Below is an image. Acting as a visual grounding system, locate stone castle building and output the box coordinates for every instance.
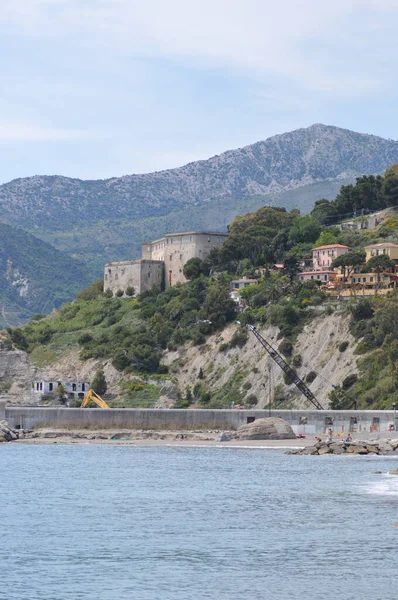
[104,231,229,295]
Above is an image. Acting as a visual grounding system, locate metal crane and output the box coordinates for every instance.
[241,323,325,410]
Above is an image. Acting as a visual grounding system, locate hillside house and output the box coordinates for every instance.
[230,277,259,290]
[312,244,349,270]
[298,270,338,284]
[364,242,398,263]
[32,380,90,401]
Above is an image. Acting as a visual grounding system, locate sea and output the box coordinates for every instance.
[0,444,397,600]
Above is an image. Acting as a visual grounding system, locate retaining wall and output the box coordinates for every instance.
[5,407,398,435]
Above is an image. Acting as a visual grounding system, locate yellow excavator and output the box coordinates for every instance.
[81,389,110,409]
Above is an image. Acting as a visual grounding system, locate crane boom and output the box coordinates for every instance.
[245,324,324,410]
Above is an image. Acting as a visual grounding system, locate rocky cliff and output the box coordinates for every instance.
[1,312,357,410]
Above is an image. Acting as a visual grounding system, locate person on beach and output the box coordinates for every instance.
[327,428,333,442]
[345,433,352,442]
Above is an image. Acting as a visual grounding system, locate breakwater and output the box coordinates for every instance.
[5,406,398,435]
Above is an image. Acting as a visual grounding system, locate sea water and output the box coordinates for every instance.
[0,444,397,600]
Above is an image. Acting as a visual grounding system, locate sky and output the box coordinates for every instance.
[0,0,398,183]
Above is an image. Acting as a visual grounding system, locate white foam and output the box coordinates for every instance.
[365,474,398,496]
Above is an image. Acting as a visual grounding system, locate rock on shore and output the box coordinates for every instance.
[237,417,295,440]
[0,420,18,442]
[286,439,398,456]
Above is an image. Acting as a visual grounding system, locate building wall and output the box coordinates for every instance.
[142,232,228,286]
[164,232,228,286]
[299,271,336,283]
[365,244,398,262]
[313,246,349,270]
[104,259,163,295]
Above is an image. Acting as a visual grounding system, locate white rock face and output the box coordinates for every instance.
[164,312,358,409]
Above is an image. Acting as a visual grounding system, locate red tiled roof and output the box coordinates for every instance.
[299,270,336,275]
[364,242,398,249]
[312,244,349,250]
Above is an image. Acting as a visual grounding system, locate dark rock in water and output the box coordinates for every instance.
[237,417,295,440]
[216,432,231,442]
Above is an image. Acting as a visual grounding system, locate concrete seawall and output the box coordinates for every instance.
[5,407,398,435]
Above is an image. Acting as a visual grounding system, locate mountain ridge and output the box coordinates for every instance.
[1,123,398,270]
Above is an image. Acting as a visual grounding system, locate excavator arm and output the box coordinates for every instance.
[81,389,110,409]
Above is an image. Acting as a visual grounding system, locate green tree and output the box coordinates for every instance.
[282,254,300,281]
[289,215,321,245]
[331,250,366,281]
[183,258,204,280]
[91,369,107,396]
[382,165,398,207]
[125,285,135,297]
[313,229,339,247]
[56,384,67,405]
[364,254,395,284]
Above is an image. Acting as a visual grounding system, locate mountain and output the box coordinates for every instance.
[1,124,398,271]
[0,223,93,328]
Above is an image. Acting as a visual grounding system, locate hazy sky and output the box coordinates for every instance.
[1,0,397,183]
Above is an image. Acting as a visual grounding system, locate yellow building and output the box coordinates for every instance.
[364,242,398,263]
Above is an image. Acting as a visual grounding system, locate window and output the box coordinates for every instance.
[36,382,39,390]
[49,383,53,391]
[148,272,151,278]
[72,383,76,391]
[324,275,327,281]
[370,277,374,282]
[180,254,182,260]
[82,384,85,392]
[170,255,173,261]
[362,277,366,282]
[40,382,43,391]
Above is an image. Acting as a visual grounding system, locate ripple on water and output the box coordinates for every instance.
[0,445,397,600]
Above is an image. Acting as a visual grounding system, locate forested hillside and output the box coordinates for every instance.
[0,223,92,328]
[1,124,398,270]
[7,164,398,410]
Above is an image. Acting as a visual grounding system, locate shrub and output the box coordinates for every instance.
[292,354,302,367]
[77,279,104,301]
[229,327,248,348]
[218,343,229,352]
[342,374,358,390]
[339,341,349,353]
[246,394,258,406]
[306,371,317,384]
[350,299,374,322]
[115,289,124,297]
[242,381,252,391]
[78,332,93,345]
[91,369,107,395]
[112,354,131,371]
[278,339,293,357]
[125,285,135,297]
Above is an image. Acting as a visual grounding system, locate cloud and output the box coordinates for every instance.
[1,2,397,83]
[0,121,93,142]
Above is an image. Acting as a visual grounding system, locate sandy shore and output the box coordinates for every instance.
[15,428,313,448]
